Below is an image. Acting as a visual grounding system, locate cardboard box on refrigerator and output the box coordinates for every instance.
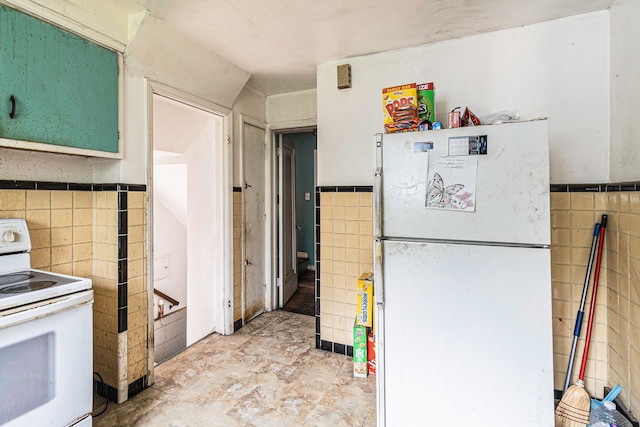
[417,82,435,123]
[356,272,374,327]
[382,83,419,133]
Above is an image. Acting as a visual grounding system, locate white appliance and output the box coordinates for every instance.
[373,120,554,426]
[0,218,93,427]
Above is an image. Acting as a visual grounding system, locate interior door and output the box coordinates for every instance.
[243,122,266,322]
[279,135,298,306]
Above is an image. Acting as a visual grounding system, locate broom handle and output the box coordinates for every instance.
[579,214,607,381]
[563,222,600,392]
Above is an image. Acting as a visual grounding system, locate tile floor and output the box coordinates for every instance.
[93,311,377,426]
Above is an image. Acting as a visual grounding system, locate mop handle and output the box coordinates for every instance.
[563,222,600,392]
[579,214,607,380]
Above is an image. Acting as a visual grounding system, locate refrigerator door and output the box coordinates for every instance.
[379,240,554,426]
[380,120,550,246]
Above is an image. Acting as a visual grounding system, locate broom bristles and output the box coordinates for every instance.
[555,380,591,427]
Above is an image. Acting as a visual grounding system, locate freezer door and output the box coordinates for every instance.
[380,120,550,245]
[379,240,554,426]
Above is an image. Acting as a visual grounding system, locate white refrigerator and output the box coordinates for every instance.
[373,120,554,426]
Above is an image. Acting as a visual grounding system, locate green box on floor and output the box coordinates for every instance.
[353,319,368,378]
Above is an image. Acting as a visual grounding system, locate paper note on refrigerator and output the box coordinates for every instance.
[425,155,478,211]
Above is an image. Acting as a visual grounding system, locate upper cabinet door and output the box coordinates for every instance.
[0,4,120,157]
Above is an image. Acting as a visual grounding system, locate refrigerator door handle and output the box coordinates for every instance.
[373,133,385,305]
[373,132,383,239]
[374,238,384,306]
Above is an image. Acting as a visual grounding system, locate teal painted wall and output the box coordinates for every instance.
[289,132,316,269]
[0,4,119,153]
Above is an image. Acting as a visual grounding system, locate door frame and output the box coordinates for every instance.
[239,114,267,323]
[145,79,234,382]
[265,120,316,311]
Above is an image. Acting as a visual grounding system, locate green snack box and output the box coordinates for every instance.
[417,82,435,123]
[353,319,368,378]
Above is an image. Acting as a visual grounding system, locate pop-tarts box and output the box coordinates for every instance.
[356,272,374,327]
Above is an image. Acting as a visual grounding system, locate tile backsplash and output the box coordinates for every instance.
[233,188,242,329]
[550,187,639,414]
[316,186,374,355]
[316,184,639,416]
[3,180,636,413]
[0,182,148,404]
[550,192,609,395]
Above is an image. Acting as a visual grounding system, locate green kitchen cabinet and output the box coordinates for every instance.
[0,4,119,156]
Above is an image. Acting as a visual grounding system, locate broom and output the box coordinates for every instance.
[555,214,607,427]
[562,222,601,392]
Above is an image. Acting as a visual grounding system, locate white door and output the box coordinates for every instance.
[279,135,298,306]
[243,122,267,321]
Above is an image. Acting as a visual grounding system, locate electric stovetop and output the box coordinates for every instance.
[0,269,91,312]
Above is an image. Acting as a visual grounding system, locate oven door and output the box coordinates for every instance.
[0,291,93,427]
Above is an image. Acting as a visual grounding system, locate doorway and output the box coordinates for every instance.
[149,90,232,364]
[277,131,317,315]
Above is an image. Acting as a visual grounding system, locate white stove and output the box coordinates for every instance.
[0,218,93,427]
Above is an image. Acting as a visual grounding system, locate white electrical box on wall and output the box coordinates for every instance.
[337,64,351,89]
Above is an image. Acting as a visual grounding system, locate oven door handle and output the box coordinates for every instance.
[0,291,93,329]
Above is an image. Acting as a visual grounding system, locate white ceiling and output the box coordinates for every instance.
[122,0,614,96]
